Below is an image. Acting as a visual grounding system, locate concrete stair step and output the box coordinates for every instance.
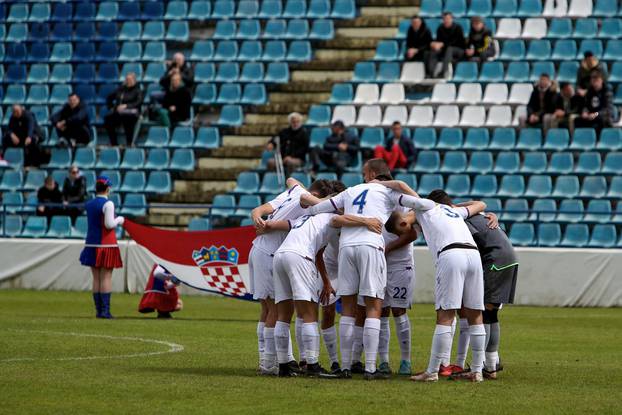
[292,69,354,82]
[254,103,313,115]
[245,113,290,125]
[336,15,408,27]
[334,28,397,40]
[269,92,330,104]
[209,145,264,158]
[360,6,418,16]
[275,80,339,93]
[232,124,288,136]
[314,49,376,61]
[290,60,360,71]
[359,0,420,6]
[223,135,269,147]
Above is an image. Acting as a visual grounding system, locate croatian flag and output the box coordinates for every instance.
[124,220,256,301]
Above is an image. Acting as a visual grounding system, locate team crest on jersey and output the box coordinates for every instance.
[192,246,247,296]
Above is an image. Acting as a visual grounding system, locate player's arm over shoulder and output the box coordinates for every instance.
[454,200,487,218]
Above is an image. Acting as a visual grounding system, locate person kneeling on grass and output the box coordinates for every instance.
[79,176,124,319]
[139,265,183,319]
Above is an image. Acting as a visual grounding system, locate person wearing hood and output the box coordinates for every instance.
[405,16,432,62]
[266,112,309,175]
[575,71,616,134]
[104,72,143,146]
[465,16,494,62]
[520,73,560,129]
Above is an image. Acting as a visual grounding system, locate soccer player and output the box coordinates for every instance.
[305,159,433,380]
[382,180,488,382]
[428,190,518,380]
[249,178,332,375]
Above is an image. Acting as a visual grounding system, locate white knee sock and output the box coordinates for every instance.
[469,324,486,374]
[394,314,411,362]
[426,325,452,374]
[485,321,501,371]
[295,317,306,362]
[322,325,339,365]
[379,317,391,364]
[274,322,291,365]
[263,327,277,368]
[302,322,320,365]
[351,325,364,363]
[442,317,457,366]
[339,316,355,370]
[455,318,470,368]
[363,318,381,373]
[257,322,265,365]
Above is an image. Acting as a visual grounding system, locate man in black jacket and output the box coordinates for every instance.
[465,16,494,62]
[266,112,309,175]
[405,17,432,62]
[310,120,359,175]
[575,71,616,134]
[37,175,63,221]
[425,12,466,78]
[63,166,87,224]
[520,73,559,129]
[50,93,91,146]
[159,73,192,127]
[160,52,195,91]
[104,72,143,146]
[2,105,43,167]
[373,121,416,171]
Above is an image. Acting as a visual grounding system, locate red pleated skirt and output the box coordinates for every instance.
[80,246,123,269]
[139,287,180,313]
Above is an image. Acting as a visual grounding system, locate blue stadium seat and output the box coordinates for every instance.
[52,3,73,22]
[259,172,285,194]
[120,193,147,217]
[557,199,584,223]
[96,63,119,83]
[360,128,385,149]
[526,40,551,60]
[264,20,286,38]
[445,174,471,196]
[0,170,23,191]
[263,40,287,61]
[609,177,622,198]
[238,20,261,39]
[120,171,146,193]
[217,105,244,126]
[574,19,598,38]
[308,0,331,17]
[604,39,622,60]
[578,39,603,59]
[3,215,23,238]
[45,148,72,169]
[165,1,189,19]
[3,149,23,169]
[7,23,27,42]
[504,62,529,82]
[594,0,619,16]
[7,4,28,22]
[214,40,238,60]
[260,0,283,17]
[531,198,557,222]
[283,0,307,17]
[570,129,596,150]
[288,41,312,61]
[75,2,96,20]
[437,128,463,150]
[584,200,612,223]
[341,173,363,187]
[520,151,547,174]
[74,64,96,84]
[548,18,572,39]
[214,20,236,39]
[5,43,27,63]
[530,61,555,81]
[195,127,221,149]
[23,170,47,192]
[171,127,195,148]
[144,127,170,147]
[96,42,119,62]
[188,218,211,231]
[26,85,49,105]
[5,64,27,84]
[217,83,242,104]
[412,128,437,150]
[310,19,335,40]
[193,83,217,105]
[215,62,239,82]
[75,23,96,42]
[555,61,579,83]
[544,129,570,151]
[195,63,216,83]
[516,128,542,150]
[145,171,172,194]
[561,224,589,247]
[551,40,577,60]
[143,42,166,61]
[552,175,580,198]
[27,64,49,84]
[233,172,260,194]
[27,42,50,63]
[498,175,525,197]
[144,149,170,170]
[419,0,442,17]
[445,0,467,16]
[599,18,622,38]
[118,42,142,62]
[353,62,376,82]
[413,151,441,173]
[500,40,526,61]
[213,0,235,18]
[96,2,119,21]
[1,191,23,214]
[241,84,267,105]
[417,174,444,195]
[374,40,399,61]
[575,152,602,175]
[467,151,494,174]
[142,21,166,41]
[525,174,552,197]
[236,0,259,18]
[119,1,141,20]
[329,83,353,104]
[119,22,142,41]
[96,148,121,169]
[377,62,401,82]
[588,224,617,248]
[479,62,504,82]
[464,128,490,149]
[538,223,561,247]
[306,105,331,125]
[21,216,48,238]
[603,152,622,174]
[489,128,516,149]
[548,152,574,174]
[597,128,622,150]
[471,174,498,196]
[46,216,72,239]
[517,0,542,16]
[118,148,144,171]
[453,62,479,82]
[286,19,310,39]
[310,127,330,147]
[580,176,607,198]
[72,148,96,170]
[239,40,263,61]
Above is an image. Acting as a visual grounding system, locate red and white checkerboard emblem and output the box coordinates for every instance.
[192,245,248,296]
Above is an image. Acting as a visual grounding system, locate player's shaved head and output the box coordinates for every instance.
[309,179,332,198]
[427,189,453,206]
[364,158,393,182]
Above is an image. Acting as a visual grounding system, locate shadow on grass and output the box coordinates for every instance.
[134,365,257,377]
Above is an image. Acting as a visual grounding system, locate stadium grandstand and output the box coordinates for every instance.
[0,0,621,250]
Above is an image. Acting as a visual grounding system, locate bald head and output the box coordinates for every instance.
[173,52,185,67]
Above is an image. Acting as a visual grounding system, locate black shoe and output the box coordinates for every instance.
[330,362,341,375]
[287,360,302,374]
[306,363,338,378]
[338,369,352,379]
[364,370,390,380]
[157,311,172,319]
[351,361,364,374]
[278,363,299,377]
[297,360,307,373]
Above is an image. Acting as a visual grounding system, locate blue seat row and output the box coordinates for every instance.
[193,83,267,105]
[452,61,592,83]
[194,62,290,84]
[212,18,334,40]
[188,39,313,62]
[509,223,621,248]
[497,198,622,225]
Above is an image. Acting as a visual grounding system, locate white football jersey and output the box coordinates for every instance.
[415,203,476,255]
[252,185,310,255]
[384,206,414,268]
[323,227,340,269]
[277,213,338,259]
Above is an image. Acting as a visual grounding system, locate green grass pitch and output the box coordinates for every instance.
[0,290,620,414]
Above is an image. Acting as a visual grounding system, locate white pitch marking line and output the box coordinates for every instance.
[1,329,184,363]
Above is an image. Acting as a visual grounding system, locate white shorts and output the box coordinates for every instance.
[435,249,484,311]
[316,262,339,306]
[383,265,416,309]
[249,246,274,300]
[273,251,319,304]
[337,245,387,299]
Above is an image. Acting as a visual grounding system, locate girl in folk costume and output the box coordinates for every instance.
[79,176,124,318]
[139,265,183,319]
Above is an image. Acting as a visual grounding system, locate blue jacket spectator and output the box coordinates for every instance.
[310,120,360,174]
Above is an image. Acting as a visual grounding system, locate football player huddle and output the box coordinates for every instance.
[249,158,518,382]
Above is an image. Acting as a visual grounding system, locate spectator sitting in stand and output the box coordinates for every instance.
[2,105,43,168]
[405,16,432,62]
[577,51,608,95]
[310,120,359,175]
[158,73,192,127]
[575,71,615,134]
[266,112,309,175]
[465,16,495,62]
[373,121,416,171]
[547,82,584,134]
[425,12,466,78]
[63,165,87,225]
[104,72,143,147]
[160,52,195,91]
[520,73,559,130]
[51,93,91,147]
[37,175,63,221]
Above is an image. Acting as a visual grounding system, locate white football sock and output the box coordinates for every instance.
[322,325,339,365]
[295,317,306,362]
[257,322,265,365]
[379,317,391,364]
[302,322,320,364]
[455,318,470,368]
[351,325,364,363]
[363,318,381,373]
[426,324,452,374]
[339,316,355,370]
[469,324,486,374]
[485,322,501,371]
[394,314,411,362]
[442,317,457,366]
[485,351,499,372]
[274,321,291,365]
[263,327,277,368]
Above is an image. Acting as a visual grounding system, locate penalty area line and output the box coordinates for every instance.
[1,329,184,363]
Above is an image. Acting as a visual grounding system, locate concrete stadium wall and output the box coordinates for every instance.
[1,239,621,307]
